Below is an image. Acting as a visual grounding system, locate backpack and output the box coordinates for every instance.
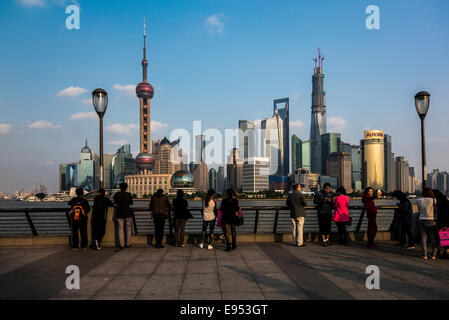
[71,204,85,220]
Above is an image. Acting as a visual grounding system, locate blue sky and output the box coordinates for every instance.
[0,0,448,193]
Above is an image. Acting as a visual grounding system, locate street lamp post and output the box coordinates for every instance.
[414,91,430,193]
[92,88,108,190]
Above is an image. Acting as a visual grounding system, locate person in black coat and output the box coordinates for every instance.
[220,189,240,251]
[113,182,134,249]
[91,189,113,250]
[68,188,91,250]
[286,184,307,247]
[172,189,190,247]
[392,191,415,249]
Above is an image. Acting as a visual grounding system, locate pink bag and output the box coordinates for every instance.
[216,209,223,228]
[439,228,449,247]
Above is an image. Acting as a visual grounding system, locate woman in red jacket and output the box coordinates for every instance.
[362,187,382,249]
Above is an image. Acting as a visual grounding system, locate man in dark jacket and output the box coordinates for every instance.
[113,183,134,249]
[314,183,334,247]
[286,184,307,247]
[150,189,172,248]
[68,188,90,250]
[91,189,114,250]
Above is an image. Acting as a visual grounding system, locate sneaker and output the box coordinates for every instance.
[404,243,416,249]
[207,244,213,250]
[199,243,204,249]
[97,244,102,250]
[72,248,78,251]
[297,244,306,247]
[431,256,436,260]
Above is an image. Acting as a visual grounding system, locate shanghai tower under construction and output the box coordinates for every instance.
[309,48,327,174]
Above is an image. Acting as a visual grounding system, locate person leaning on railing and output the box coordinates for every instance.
[150,189,172,249]
[362,187,382,249]
[200,189,218,250]
[417,188,439,260]
[68,187,90,250]
[314,183,334,247]
[287,183,307,247]
[113,182,134,250]
[91,188,114,250]
[334,186,350,246]
[220,189,239,251]
[172,189,190,247]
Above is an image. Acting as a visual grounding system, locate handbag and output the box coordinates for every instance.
[235,206,244,226]
[439,228,449,247]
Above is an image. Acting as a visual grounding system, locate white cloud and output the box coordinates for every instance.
[57,86,88,97]
[291,93,301,101]
[206,14,224,34]
[17,0,45,7]
[290,120,305,129]
[81,99,92,105]
[70,112,97,120]
[151,120,168,132]
[106,123,138,135]
[113,84,135,97]
[0,124,12,134]
[28,120,62,130]
[107,139,128,146]
[328,116,348,133]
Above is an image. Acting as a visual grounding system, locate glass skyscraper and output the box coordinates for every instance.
[321,133,341,175]
[291,135,302,173]
[301,140,311,172]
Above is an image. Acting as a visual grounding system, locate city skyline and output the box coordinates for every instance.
[1,0,449,193]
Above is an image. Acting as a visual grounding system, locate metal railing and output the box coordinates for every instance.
[0,205,398,237]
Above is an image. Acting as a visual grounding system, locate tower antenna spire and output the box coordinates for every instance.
[142,17,148,82]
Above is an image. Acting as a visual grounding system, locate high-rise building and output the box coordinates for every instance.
[193,161,209,193]
[394,156,411,193]
[242,157,270,193]
[326,152,352,192]
[239,120,256,163]
[340,142,352,155]
[209,168,217,191]
[351,145,362,191]
[291,135,302,173]
[59,162,78,192]
[261,108,284,176]
[226,148,243,192]
[384,134,393,192]
[361,130,384,190]
[321,133,341,175]
[194,134,206,164]
[310,49,327,174]
[273,98,289,175]
[217,166,225,194]
[113,144,136,186]
[103,154,114,189]
[78,140,94,191]
[301,140,311,172]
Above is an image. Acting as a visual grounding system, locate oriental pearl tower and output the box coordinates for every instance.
[135,18,155,173]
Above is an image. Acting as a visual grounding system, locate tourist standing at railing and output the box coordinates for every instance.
[200,189,218,250]
[150,189,172,249]
[334,186,350,246]
[287,184,307,247]
[220,189,239,251]
[113,182,134,250]
[433,189,449,258]
[362,187,382,249]
[68,187,90,250]
[91,188,113,250]
[417,188,438,260]
[392,191,415,249]
[314,183,334,247]
[172,189,191,247]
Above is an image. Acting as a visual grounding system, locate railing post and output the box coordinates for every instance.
[24,210,38,236]
[355,208,365,234]
[65,210,72,231]
[273,209,279,234]
[131,209,138,235]
[254,209,259,234]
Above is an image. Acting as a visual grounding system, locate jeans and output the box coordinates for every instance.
[291,217,305,245]
[92,218,106,244]
[117,217,132,247]
[71,219,88,248]
[336,222,349,244]
[153,214,166,247]
[202,220,216,245]
[420,220,438,257]
[223,223,236,249]
[174,219,187,245]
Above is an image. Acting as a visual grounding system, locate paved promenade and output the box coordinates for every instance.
[1,241,449,300]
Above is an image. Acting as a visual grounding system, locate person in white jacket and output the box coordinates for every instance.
[417,188,438,260]
[200,189,218,250]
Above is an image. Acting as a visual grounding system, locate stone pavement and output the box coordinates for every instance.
[1,240,449,300]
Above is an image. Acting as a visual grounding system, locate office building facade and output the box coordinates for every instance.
[361,130,385,190]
